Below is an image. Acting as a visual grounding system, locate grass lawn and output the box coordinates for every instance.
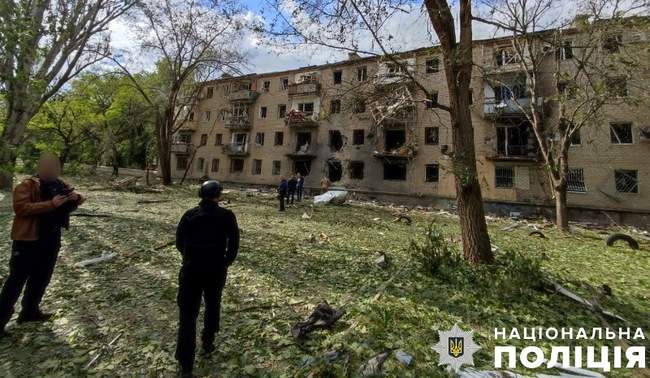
[0,176,649,377]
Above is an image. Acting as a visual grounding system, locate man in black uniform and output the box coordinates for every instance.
[175,180,239,377]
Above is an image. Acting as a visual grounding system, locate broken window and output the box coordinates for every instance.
[178,133,191,144]
[278,104,287,119]
[330,99,341,114]
[329,130,344,152]
[497,123,530,156]
[561,41,573,59]
[610,123,633,144]
[494,47,520,66]
[294,160,311,176]
[386,62,406,77]
[328,159,342,182]
[333,70,343,84]
[603,34,622,53]
[232,102,247,117]
[274,132,284,146]
[385,129,406,151]
[214,133,223,146]
[570,130,581,145]
[263,81,270,92]
[206,87,214,98]
[200,134,208,146]
[298,102,314,115]
[352,98,366,113]
[349,161,364,179]
[606,77,628,97]
[272,160,281,175]
[259,106,268,119]
[176,156,188,170]
[188,112,194,121]
[296,132,312,151]
[495,166,514,188]
[196,158,204,172]
[230,159,244,173]
[357,66,367,81]
[383,162,407,180]
[567,168,586,192]
[255,132,265,146]
[280,77,289,90]
[352,129,365,145]
[425,127,439,145]
[615,169,638,193]
[426,58,440,73]
[204,111,211,121]
[425,92,439,109]
[425,164,439,183]
[252,159,262,175]
[211,158,220,172]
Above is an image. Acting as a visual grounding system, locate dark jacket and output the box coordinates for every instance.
[288,178,298,192]
[175,200,240,270]
[297,177,305,189]
[277,180,288,195]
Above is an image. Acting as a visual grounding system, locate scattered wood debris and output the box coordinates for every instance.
[291,302,344,343]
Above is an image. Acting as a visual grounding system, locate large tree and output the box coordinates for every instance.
[474,0,649,230]
[114,0,246,185]
[0,0,134,188]
[264,0,493,263]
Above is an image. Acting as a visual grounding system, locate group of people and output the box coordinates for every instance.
[276,173,305,211]
[0,154,241,377]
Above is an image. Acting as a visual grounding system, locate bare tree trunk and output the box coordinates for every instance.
[553,149,570,231]
[156,115,173,186]
[0,108,33,188]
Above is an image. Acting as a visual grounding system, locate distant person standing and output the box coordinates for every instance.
[320,176,331,194]
[277,176,288,212]
[0,154,84,339]
[287,175,298,205]
[296,173,305,202]
[175,181,239,377]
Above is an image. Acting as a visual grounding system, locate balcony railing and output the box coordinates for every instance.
[225,115,252,130]
[287,80,321,97]
[285,110,319,128]
[171,142,191,154]
[222,143,249,156]
[228,89,259,103]
[483,97,542,118]
[286,143,316,159]
[488,144,539,161]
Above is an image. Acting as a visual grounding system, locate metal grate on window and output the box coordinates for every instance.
[495,167,514,188]
[615,169,639,193]
[567,168,586,192]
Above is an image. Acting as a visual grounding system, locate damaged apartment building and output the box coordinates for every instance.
[170,20,650,224]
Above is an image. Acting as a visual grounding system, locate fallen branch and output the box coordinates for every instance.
[550,281,626,322]
[136,199,169,204]
[85,333,122,370]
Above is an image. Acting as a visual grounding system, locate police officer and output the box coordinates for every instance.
[175,180,239,377]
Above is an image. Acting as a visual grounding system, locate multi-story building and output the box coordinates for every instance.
[171,21,650,225]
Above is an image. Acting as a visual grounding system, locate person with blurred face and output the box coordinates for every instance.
[0,154,84,339]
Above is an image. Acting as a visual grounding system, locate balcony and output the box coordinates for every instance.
[228,89,259,103]
[373,145,417,160]
[222,143,249,156]
[285,110,319,128]
[225,115,252,130]
[483,97,542,119]
[287,80,321,97]
[286,144,317,159]
[171,142,191,154]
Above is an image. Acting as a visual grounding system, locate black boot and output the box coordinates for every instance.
[17,311,54,323]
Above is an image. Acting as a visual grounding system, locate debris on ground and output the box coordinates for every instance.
[359,350,391,377]
[314,190,348,206]
[291,302,345,343]
[550,281,626,322]
[74,252,117,268]
[394,349,414,366]
[375,253,389,269]
[605,233,640,250]
[528,231,546,239]
[394,214,412,225]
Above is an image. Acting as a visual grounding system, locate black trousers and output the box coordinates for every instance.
[287,190,295,204]
[176,267,227,371]
[297,187,303,201]
[0,236,61,327]
[278,194,286,211]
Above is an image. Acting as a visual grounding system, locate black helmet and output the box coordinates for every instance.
[199,180,223,199]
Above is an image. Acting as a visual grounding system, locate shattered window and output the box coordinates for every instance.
[211,158,219,172]
[330,99,341,114]
[495,166,514,188]
[352,129,365,145]
[214,134,223,146]
[357,66,367,81]
[328,159,342,182]
[349,161,364,179]
[329,130,344,151]
[426,58,440,73]
[274,132,284,146]
[615,169,638,193]
[425,127,439,145]
[272,160,281,175]
[252,159,262,175]
[567,168,586,192]
[176,156,188,170]
[333,70,343,84]
[425,164,439,183]
[383,162,407,181]
[610,123,633,144]
[230,158,244,173]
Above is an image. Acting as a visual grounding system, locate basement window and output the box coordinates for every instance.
[349,161,364,179]
[230,159,244,173]
[329,130,344,152]
[272,160,281,175]
[610,123,633,144]
[425,164,439,183]
[567,168,586,193]
[352,129,365,145]
[328,159,342,182]
[383,162,407,181]
[615,169,638,193]
[425,127,439,145]
[495,166,514,188]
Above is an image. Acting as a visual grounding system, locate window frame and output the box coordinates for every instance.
[425,164,440,183]
[495,166,515,188]
[567,168,587,193]
[610,123,634,144]
[614,169,639,194]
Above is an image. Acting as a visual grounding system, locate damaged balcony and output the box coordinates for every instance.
[287,80,321,97]
[487,122,540,162]
[373,128,417,160]
[225,115,252,130]
[287,132,316,159]
[228,89,259,103]
[285,109,319,128]
[222,143,249,156]
[483,96,542,120]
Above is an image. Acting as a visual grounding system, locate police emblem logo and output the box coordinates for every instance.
[432,324,481,372]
